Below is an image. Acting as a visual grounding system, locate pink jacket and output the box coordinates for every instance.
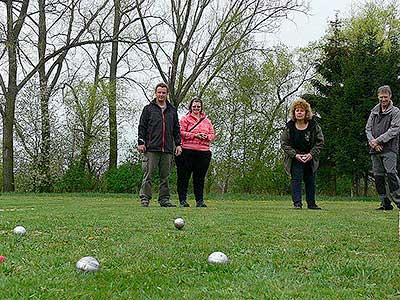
[180,112,215,151]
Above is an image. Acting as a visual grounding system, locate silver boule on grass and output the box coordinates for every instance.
[174,217,185,229]
[76,256,101,272]
[13,226,26,235]
[208,251,230,264]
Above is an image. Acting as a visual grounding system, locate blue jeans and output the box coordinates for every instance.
[290,159,316,207]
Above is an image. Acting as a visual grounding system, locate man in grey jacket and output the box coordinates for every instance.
[366,85,400,210]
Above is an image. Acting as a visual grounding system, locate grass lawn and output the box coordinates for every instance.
[0,193,399,299]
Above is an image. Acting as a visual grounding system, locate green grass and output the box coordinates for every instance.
[0,194,399,299]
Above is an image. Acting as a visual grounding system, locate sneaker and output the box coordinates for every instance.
[294,205,302,209]
[141,201,149,207]
[308,205,322,210]
[160,202,177,207]
[180,201,190,207]
[196,202,207,207]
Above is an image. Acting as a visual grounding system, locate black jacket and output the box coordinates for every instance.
[138,100,181,154]
[280,118,324,175]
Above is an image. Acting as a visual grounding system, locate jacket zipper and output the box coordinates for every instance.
[161,110,165,152]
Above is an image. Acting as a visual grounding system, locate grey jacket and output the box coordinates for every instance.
[365,101,400,154]
[280,118,324,175]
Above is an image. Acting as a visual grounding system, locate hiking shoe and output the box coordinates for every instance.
[160,202,177,207]
[308,205,322,210]
[196,202,207,207]
[180,201,190,207]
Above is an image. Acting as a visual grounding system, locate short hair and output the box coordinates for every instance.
[290,98,313,121]
[154,82,169,93]
[188,97,203,113]
[377,85,392,96]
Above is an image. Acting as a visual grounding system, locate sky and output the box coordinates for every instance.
[267,0,359,47]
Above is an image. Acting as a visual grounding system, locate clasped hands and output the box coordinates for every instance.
[295,153,312,163]
[195,133,208,140]
[369,139,383,152]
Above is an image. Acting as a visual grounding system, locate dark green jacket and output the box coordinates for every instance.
[280,118,324,175]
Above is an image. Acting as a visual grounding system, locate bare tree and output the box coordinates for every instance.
[64,81,109,174]
[107,0,145,170]
[108,0,121,170]
[0,0,109,191]
[72,0,147,171]
[135,0,308,106]
[0,0,30,192]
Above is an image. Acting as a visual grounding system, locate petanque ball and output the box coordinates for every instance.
[76,256,101,272]
[208,251,230,264]
[174,218,185,229]
[13,226,26,235]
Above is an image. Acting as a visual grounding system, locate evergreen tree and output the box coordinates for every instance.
[312,4,400,196]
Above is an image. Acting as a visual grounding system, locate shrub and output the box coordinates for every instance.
[102,162,142,193]
[54,161,97,192]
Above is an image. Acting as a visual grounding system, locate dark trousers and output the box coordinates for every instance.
[176,149,211,203]
[371,152,400,207]
[290,159,316,207]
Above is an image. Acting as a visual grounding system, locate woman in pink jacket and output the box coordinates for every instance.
[176,97,215,207]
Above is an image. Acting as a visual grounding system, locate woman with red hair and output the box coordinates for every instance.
[281,98,324,209]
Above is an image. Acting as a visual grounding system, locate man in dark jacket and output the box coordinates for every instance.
[366,85,400,210]
[137,83,182,207]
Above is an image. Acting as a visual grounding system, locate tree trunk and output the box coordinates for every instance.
[38,0,51,192]
[79,87,97,173]
[108,0,120,170]
[333,167,337,196]
[3,1,19,192]
[79,135,91,172]
[223,179,228,194]
[352,175,360,197]
[3,92,16,192]
[363,171,369,197]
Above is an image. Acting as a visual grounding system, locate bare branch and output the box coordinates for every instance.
[135,0,168,83]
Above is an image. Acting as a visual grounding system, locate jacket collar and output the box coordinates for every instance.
[371,100,394,115]
[151,98,172,109]
[286,118,316,129]
[188,112,206,119]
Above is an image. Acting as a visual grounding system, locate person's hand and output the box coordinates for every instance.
[295,153,312,163]
[369,139,379,149]
[303,153,312,162]
[137,145,146,153]
[295,154,305,163]
[195,133,207,140]
[175,145,182,156]
[374,145,383,152]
